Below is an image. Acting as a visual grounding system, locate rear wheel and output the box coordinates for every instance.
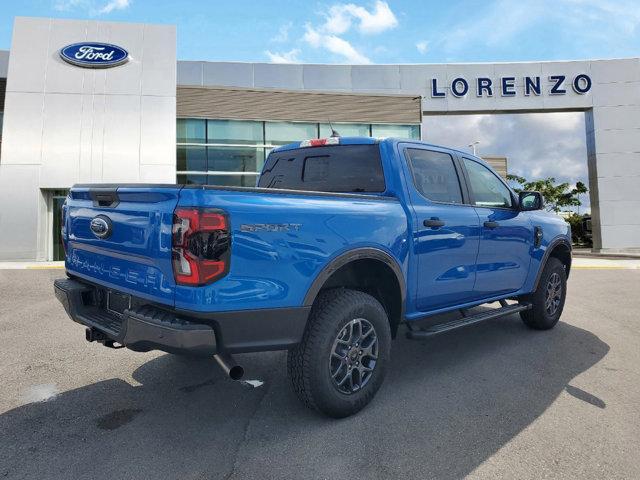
[287,288,391,418]
[520,257,567,330]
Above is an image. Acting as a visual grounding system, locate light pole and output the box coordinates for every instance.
[468,141,480,156]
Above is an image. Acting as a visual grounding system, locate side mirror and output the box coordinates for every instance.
[519,191,544,211]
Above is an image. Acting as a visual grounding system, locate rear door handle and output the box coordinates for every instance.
[424,218,445,228]
[484,221,499,229]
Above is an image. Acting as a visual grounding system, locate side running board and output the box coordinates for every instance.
[406,301,532,340]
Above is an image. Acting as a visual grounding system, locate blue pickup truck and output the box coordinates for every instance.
[54,136,571,417]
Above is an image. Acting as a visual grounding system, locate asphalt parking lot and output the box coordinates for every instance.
[1,268,639,479]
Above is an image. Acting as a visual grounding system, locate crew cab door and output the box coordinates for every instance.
[459,156,533,296]
[402,146,481,311]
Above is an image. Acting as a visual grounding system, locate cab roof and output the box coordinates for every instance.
[271,136,484,162]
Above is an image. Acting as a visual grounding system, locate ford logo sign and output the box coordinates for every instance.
[60,42,129,68]
[90,215,113,239]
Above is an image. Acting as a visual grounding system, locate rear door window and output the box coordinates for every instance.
[406,148,463,204]
[258,144,385,193]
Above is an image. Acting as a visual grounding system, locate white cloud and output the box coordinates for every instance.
[54,0,131,15]
[54,0,86,11]
[565,0,640,35]
[271,22,293,43]
[422,112,590,212]
[262,1,397,65]
[323,5,353,35]
[98,0,130,14]
[299,1,397,63]
[416,40,429,54]
[430,0,640,59]
[528,112,583,132]
[435,1,537,53]
[323,34,371,63]
[303,25,371,64]
[324,1,398,35]
[303,25,322,47]
[265,48,301,63]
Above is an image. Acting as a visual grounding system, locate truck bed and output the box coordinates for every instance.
[64,184,408,312]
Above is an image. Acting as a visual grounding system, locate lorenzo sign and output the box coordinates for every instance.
[431,74,592,98]
[59,42,129,68]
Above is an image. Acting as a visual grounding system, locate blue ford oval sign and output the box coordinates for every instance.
[60,42,129,68]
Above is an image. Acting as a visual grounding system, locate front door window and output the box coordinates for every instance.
[463,157,513,208]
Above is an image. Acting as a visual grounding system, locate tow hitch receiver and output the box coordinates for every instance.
[85,327,124,349]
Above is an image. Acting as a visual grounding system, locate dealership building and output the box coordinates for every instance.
[0,17,638,261]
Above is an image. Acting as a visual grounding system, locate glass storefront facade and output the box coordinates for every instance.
[176,119,420,186]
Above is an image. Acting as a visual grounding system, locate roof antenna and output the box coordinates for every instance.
[327,119,340,138]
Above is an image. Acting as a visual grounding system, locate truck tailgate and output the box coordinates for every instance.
[64,186,181,306]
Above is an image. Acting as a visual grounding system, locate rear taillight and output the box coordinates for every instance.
[172,208,230,286]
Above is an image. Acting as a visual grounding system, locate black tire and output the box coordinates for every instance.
[520,257,567,330]
[287,288,391,418]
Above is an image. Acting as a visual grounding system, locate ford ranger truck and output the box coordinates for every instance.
[54,137,571,418]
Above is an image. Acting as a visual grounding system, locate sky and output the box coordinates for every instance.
[423,112,591,212]
[1,0,638,212]
[1,0,638,63]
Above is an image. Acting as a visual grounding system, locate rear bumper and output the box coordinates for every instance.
[54,277,310,356]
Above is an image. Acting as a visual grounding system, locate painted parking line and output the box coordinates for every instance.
[0,263,65,270]
[572,266,639,270]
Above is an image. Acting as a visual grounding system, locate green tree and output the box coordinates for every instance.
[507,174,588,213]
[564,212,593,246]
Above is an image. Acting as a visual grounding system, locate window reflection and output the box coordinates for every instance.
[177,119,420,187]
[177,146,206,171]
[176,119,205,143]
[371,124,420,139]
[207,120,263,145]
[265,122,318,146]
[208,147,264,173]
[319,123,370,137]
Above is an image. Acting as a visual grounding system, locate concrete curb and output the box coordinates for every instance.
[0,262,65,270]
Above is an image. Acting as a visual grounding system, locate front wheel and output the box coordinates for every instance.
[287,288,391,418]
[520,257,567,330]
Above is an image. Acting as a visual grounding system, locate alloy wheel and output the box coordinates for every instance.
[545,272,562,316]
[329,318,378,395]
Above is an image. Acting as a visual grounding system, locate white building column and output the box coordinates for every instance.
[0,17,176,261]
[586,59,640,253]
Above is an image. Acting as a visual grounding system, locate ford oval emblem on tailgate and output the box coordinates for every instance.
[90,215,113,239]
